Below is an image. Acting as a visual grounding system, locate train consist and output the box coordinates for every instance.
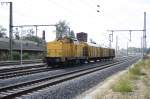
[45,32,115,66]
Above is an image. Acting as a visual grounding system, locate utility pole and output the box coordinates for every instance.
[1,2,13,60]
[13,24,57,63]
[116,36,118,56]
[141,37,143,56]
[13,24,57,38]
[111,31,113,42]
[35,26,38,37]
[42,30,47,59]
[20,27,23,65]
[107,12,146,58]
[143,12,147,57]
[129,30,131,42]
[108,31,113,48]
[127,42,128,56]
[9,2,13,60]
[109,34,111,48]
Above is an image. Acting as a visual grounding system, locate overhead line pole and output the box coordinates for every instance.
[13,24,58,36]
[143,12,147,57]
[129,30,131,42]
[35,26,38,37]
[108,31,113,48]
[1,2,13,60]
[116,36,118,56]
[127,42,128,56]
[13,24,58,27]
[13,24,58,64]
[9,2,13,60]
[107,30,144,32]
[109,34,111,48]
[107,29,144,56]
[107,29,144,42]
[13,24,58,38]
[141,37,143,56]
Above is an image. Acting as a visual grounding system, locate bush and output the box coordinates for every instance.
[147,60,150,67]
[112,78,133,92]
[23,53,30,60]
[0,52,9,61]
[139,60,146,67]
[143,60,150,69]
[128,72,139,80]
[12,52,20,60]
[129,65,141,75]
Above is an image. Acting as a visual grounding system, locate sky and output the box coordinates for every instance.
[0,0,150,49]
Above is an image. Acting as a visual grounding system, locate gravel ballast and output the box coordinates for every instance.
[0,61,114,88]
[16,57,140,99]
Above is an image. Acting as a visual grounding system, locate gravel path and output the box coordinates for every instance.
[16,57,140,99]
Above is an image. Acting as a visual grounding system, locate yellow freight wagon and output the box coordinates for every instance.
[109,48,115,58]
[97,47,102,58]
[77,42,88,58]
[102,48,107,58]
[45,37,115,66]
[87,43,103,60]
[47,41,62,57]
[46,38,88,66]
[46,38,74,65]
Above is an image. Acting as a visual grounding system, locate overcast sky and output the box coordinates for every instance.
[0,0,150,49]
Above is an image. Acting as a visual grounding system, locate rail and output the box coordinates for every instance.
[0,56,140,99]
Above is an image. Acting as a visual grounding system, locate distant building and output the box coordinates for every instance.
[0,38,45,60]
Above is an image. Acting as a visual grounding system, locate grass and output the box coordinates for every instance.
[128,72,139,80]
[112,59,147,93]
[128,60,147,79]
[144,88,150,99]
[94,58,150,99]
[112,77,133,92]
[143,76,150,86]
[129,66,141,75]
[143,60,150,69]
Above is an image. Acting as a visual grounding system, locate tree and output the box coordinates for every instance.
[23,35,43,43]
[13,28,20,40]
[0,25,7,38]
[147,48,150,54]
[69,30,75,39]
[56,20,70,39]
[23,28,43,43]
[27,28,34,36]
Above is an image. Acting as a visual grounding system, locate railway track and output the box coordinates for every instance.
[0,63,46,73]
[0,56,129,79]
[0,59,43,66]
[0,56,139,99]
[0,66,52,79]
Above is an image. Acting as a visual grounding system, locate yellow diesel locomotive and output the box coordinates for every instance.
[45,34,115,66]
